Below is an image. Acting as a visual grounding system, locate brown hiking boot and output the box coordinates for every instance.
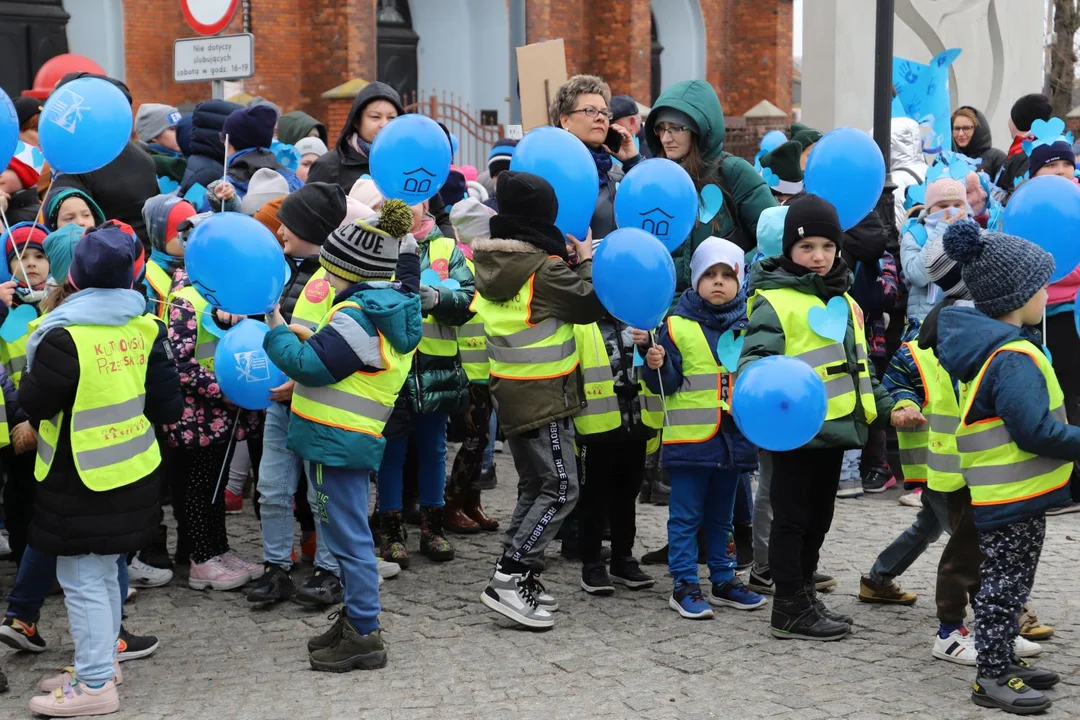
[309,621,387,673]
[443,485,481,534]
[1019,605,1055,641]
[858,575,917,605]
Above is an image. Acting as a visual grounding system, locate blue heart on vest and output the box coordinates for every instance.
[698,184,723,224]
[158,176,179,194]
[0,304,37,343]
[201,311,228,339]
[183,183,207,208]
[420,269,441,286]
[715,330,744,371]
[807,296,849,343]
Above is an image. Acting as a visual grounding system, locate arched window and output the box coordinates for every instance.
[376,0,418,103]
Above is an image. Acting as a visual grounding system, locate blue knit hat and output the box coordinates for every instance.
[1028,139,1076,176]
[68,225,136,290]
[942,220,1054,318]
[487,138,518,176]
[222,105,277,151]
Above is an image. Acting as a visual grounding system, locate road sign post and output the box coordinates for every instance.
[173,33,255,84]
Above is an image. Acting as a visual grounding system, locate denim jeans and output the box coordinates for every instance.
[306,462,380,635]
[7,548,127,626]
[481,410,498,474]
[840,448,862,482]
[377,411,449,511]
[668,466,740,587]
[868,487,949,583]
[56,554,121,686]
[257,402,337,573]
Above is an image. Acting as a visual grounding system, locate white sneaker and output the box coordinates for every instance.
[898,489,923,507]
[128,558,173,588]
[0,530,11,559]
[836,478,864,498]
[377,558,401,579]
[480,568,554,628]
[1014,635,1043,658]
[932,627,977,665]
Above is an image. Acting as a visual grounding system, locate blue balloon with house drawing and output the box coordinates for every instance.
[893,48,961,157]
[369,114,452,204]
[613,158,699,252]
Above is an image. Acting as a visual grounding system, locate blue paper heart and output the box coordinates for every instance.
[420,269,442,286]
[441,278,460,291]
[807,297,849,343]
[0,304,37,343]
[184,183,207,208]
[1030,117,1066,144]
[698,184,723,224]
[201,310,228,339]
[760,168,780,188]
[715,330,744,371]
[30,146,44,168]
[158,176,179,194]
[906,183,926,206]
[359,174,372,182]
[1022,138,1034,157]
[948,162,971,180]
[632,345,644,367]
[926,163,945,183]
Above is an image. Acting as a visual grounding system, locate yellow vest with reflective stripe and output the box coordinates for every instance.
[419,237,459,357]
[291,268,335,331]
[896,340,930,484]
[35,317,162,490]
[955,340,1071,506]
[750,287,877,425]
[662,316,730,444]
[290,301,415,437]
[168,286,218,370]
[913,341,964,492]
[0,306,41,389]
[469,273,577,381]
[573,323,664,435]
[144,260,172,321]
[458,256,488,383]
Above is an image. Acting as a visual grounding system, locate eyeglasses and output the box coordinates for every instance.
[568,107,612,121]
[655,125,691,138]
[952,125,976,135]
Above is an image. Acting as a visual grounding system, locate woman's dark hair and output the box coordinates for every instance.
[656,130,737,236]
[42,280,77,314]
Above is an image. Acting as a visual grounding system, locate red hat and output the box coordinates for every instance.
[7,157,39,191]
[4,223,49,264]
[165,201,197,244]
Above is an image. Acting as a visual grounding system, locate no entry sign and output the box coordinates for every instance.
[180,0,239,36]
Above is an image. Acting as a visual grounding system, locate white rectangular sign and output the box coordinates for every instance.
[173,33,254,83]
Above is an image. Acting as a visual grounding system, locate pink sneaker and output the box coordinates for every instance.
[224,489,244,515]
[28,679,119,717]
[188,555,249,591]
[221,551,264,581]
[40,662,122,693]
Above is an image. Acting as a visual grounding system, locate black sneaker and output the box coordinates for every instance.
[477,466,497,490]
[116,625,159,661]
[814,571,837,591]
[640,545,668,566]
[806,584,852,625]
[609,557,655,590]
[309,621,387,672]
[580,563,615,596]
[972,674,1051,714]
[770,592,849,641]
[296,568,344,607]
[246,563,296,605]
[747,567,775,595]
[1008,658,1060,690]
[861,468,897,494]
[0,615,47,653]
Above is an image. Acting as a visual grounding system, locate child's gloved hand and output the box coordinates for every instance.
[214,182,236,203]
[890,405,927,428]
[399,233,418,256]
[645,344,665,369]
[419,285,440,310]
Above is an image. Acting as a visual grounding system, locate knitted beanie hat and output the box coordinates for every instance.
[450,197,495,244]
[942,220,1053,318]
[760,140,804,194]
[254,197,285,244]
[277,182,347,246]
[1028,139,1076,176]
[923,235,971,300]
[321,199,413,281]
[239,168,291,215]
[782,194,842,257]
[487,137,518,176]
[924,177,966,209]
[349,178,385,209]
[1010,93,1052,134]
[134,103,181,143]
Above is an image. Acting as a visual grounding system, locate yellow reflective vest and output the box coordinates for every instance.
[749,287,877,425]
[290,301,416,438]
[955,340,1072,507]
[143,260,173,321]
[662,316,732,444]
[457,256,488,383]
[0,305,41,389]
[418,237,459,358]
[291,268,335,332]
[168,285,219,370]
[35,317,162,490]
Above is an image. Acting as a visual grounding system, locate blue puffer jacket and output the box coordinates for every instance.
[643,288,757,471]
[179,100,243,196]
[264,253,423,470]
[936,305,1076,530]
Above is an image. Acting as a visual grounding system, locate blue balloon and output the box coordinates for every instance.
[732,355,827,451]
[369,114,452,204]
[449,133,460,156]
[511,126,599,240]
[0,88,18,173]
[593,228,675,329]
[804,128,885,231]
[760,130,787,154]
[38,77,132,174]
[185,212,288,315]
[613,158,698,252]
[214,319,288,411]
[1002,174,1080,283]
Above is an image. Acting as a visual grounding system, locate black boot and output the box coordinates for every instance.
[733,523,753,571]
[247,564,296,605]
[647,466,670,506]
[640,544,668,565]
[419,506,455,561]
[806,583,853,625]
[770,590,849,641]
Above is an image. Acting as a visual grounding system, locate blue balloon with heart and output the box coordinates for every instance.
[593,227,675,329]
[1002,174,1080,283]
[369,114,452,205]
[38,77,132,175]
[732,355,828,451]
[613,158,697,252]
[0,88,18,175]
[511,126,599,241]
[760,130,787,154]
[214,319,288,411]
[185,212,288,315]
[804,127,885,231]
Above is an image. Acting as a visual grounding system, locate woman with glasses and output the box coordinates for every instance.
[550,75,643,240]
[950,106,1005,183]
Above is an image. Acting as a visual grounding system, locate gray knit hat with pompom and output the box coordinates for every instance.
[942,220,1054,318]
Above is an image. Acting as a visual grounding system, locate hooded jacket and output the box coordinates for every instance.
[890,117,929,229]
[737,257,894,450]
[470,236,607,436]
[644,81,777,296]
[954,106,1006,183]
[936,305,1075,529]
[45,188,106,231]
[644,288,756,469]
[138,142,187,184]
[278,111,328,146]
[4,187,41,226]
[264,254,423,470]
[178,100,243,197]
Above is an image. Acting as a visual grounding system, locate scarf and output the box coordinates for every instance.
[151,247,183,272]
[26,288,148,371]
[684,285,748,333]
[148,144,181,158]
[412,216,436,241]
[589,145,613,187]
[348,133,372,158]
[775,255,852,298]
[1007,134,1028,158]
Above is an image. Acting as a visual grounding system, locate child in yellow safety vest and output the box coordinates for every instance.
[935,221,1073,714]
[140,194,196,320]
[640,237,764,619]
[738,195,896,641]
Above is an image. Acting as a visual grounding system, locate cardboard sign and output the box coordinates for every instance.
[516,39,568,132]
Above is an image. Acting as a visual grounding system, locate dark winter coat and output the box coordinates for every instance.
[138,142,187,184]
[21,322,182,556]
[936,306,1075,530]
[178,100,243,197]
[49,142,158,245]
[280,255,323,323]
[955,106,1006,183]
[5,187,41,225]
[644,289,755,469]
[589,157,637,240]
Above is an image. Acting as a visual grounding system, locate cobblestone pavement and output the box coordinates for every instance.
[2,454,1078,719]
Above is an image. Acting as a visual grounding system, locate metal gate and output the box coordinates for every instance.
[403,90,505,172]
